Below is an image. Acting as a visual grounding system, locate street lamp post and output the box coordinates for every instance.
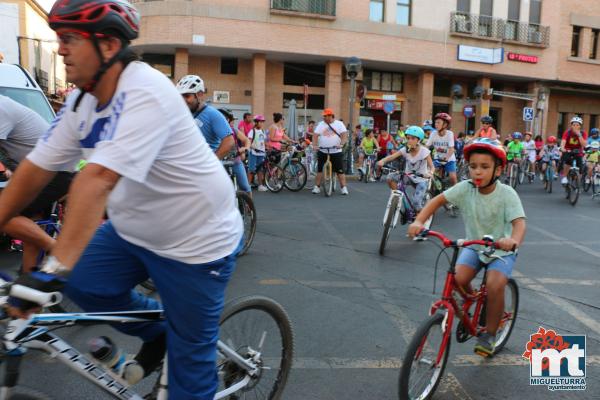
[345,56,362,175]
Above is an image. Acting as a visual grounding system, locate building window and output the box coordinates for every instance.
[591,29,600,59]
[396,0,411,26]
[434,77,452,97]
[369,0,384,22]
[480,0,493,16]
[571,26,581,57]
[142,53,174,78]
[508,0,520,21]
[364,70,403,92]
[479,0,494,37]
[590,114,598,130]
[220,58,238,75]
[283,92,325,109]
[283,63,325,87]
[457,0,470,13]
[557,112,566,135]
[491,81,504,102]
[529,0,541,24]
[432,103,450,118]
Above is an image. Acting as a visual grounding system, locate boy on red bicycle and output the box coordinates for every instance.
[408,138,526,357]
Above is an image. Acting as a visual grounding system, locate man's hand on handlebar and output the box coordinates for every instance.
[7,271,66,318]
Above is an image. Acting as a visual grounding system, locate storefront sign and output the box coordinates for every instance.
[507,52,538,64]
[457,45,503,65]
[367,99,402,111]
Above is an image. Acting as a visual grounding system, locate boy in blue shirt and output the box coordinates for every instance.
[408,138,526,357]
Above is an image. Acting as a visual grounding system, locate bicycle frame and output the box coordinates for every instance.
[0,310,260,400]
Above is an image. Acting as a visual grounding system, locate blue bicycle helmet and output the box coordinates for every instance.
[511,132,523,140]
[422,125,434,132]
[591,128,599,135]
[405,126,425,141]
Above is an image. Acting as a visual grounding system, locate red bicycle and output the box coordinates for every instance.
[398,230,519,400]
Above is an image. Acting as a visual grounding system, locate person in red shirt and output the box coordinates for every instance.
[237,112,254,137]
[559,116,587,185]
[377,129,397,159]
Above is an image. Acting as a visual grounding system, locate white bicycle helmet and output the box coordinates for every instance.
[570,116,583,125]
[176,75,205,94]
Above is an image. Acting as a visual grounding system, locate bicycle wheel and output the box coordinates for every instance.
[282,161,307,192]
[423,191,434,230]
[364,163,371,184]
[379,196,399,256]
[218,295,294,400]
[517,161,525,185]
[398,312,450,400]
[237,191,257,256]
[509,163,518,188]
[493,279,519,354]
[544,166,552,193]
[593,173,600,196]
[583,172,592,192]
[323,161,333,197]
[265,166,284,193]
[568,172,579,206]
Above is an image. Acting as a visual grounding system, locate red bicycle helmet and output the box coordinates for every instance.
[49,0,139,40]
[547,136,557,144]
[434,112,452,125]
[463,138,507,167]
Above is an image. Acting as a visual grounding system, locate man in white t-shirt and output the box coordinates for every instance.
[0,1,242,398]
[311,108,349,195]
[427,112,458,186]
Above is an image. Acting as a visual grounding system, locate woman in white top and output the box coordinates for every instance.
[377,126,433,212]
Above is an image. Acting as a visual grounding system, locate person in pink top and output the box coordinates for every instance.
[237,113,253,137]
[267,113,294,151]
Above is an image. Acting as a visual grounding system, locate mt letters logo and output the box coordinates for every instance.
[523,327,586,391]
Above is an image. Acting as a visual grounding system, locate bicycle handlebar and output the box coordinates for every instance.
[417,229,502,249]
[0,278,63,308]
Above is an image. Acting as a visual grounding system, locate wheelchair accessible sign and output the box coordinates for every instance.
[523,107,534,121]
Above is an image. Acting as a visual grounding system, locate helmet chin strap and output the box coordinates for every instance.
[72,36,129,112]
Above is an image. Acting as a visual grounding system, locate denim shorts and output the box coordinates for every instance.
[456,247,516,279]
[433,160,456,173]
[248,153,265,173]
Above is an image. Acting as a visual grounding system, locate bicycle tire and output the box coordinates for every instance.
[593,173,600,196]
[265,165,284,193]
[568,172,579,206]
[218,295,294,400]
[398,313,450,400]
[282,162,307,192]
[517,162,525,185]
[323,161,333,197]
[237,191,257,256]
[545,166,552,193]
[423,191,434,230]
[509,163,518,189]
[493,279,519,354]
[365,163,371,184]
[583,173,592,192]
[379,196,398,256]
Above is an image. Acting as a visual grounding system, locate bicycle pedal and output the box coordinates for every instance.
[474,348,493,358]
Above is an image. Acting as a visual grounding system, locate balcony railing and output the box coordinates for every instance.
[450,12,550,47]
[270,0,336,17]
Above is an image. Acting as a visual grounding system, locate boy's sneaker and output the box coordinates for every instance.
[539,173,544,181]
[561,176,568,185]
[257,185,268,192]
[341,186,349,195]
[474,332,496,358]
[312,186,321,194]
[134,333,166,377]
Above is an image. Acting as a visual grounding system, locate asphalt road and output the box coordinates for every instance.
[1,176,598,399]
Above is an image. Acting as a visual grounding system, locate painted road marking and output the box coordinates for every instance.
[535,278,600,286]
[529,224,600,258]
[259,279,363,288]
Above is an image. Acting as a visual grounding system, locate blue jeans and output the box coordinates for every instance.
[65,222,239,400]
[233,160,251,193]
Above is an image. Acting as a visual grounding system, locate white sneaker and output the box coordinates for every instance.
[257,185,268,192]
[540,173,544,181]
[312,186,321,194]
[341,186,349,195]
[586,177,591,184]
[561,177,568,185]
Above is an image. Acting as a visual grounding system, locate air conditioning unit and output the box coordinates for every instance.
[528,31,543,44]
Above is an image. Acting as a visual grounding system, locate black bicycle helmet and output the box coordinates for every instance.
[218,108,235,122]
[481,115,493,124]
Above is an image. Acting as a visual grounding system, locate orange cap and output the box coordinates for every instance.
[322,108,335,116]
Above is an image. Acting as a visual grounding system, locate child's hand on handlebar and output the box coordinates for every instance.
[497,237,518,252]
[407,221,425,238]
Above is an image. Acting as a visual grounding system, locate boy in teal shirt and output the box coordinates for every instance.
[408,138,526,357]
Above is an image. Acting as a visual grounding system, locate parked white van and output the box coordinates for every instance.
[0,64,55,123]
